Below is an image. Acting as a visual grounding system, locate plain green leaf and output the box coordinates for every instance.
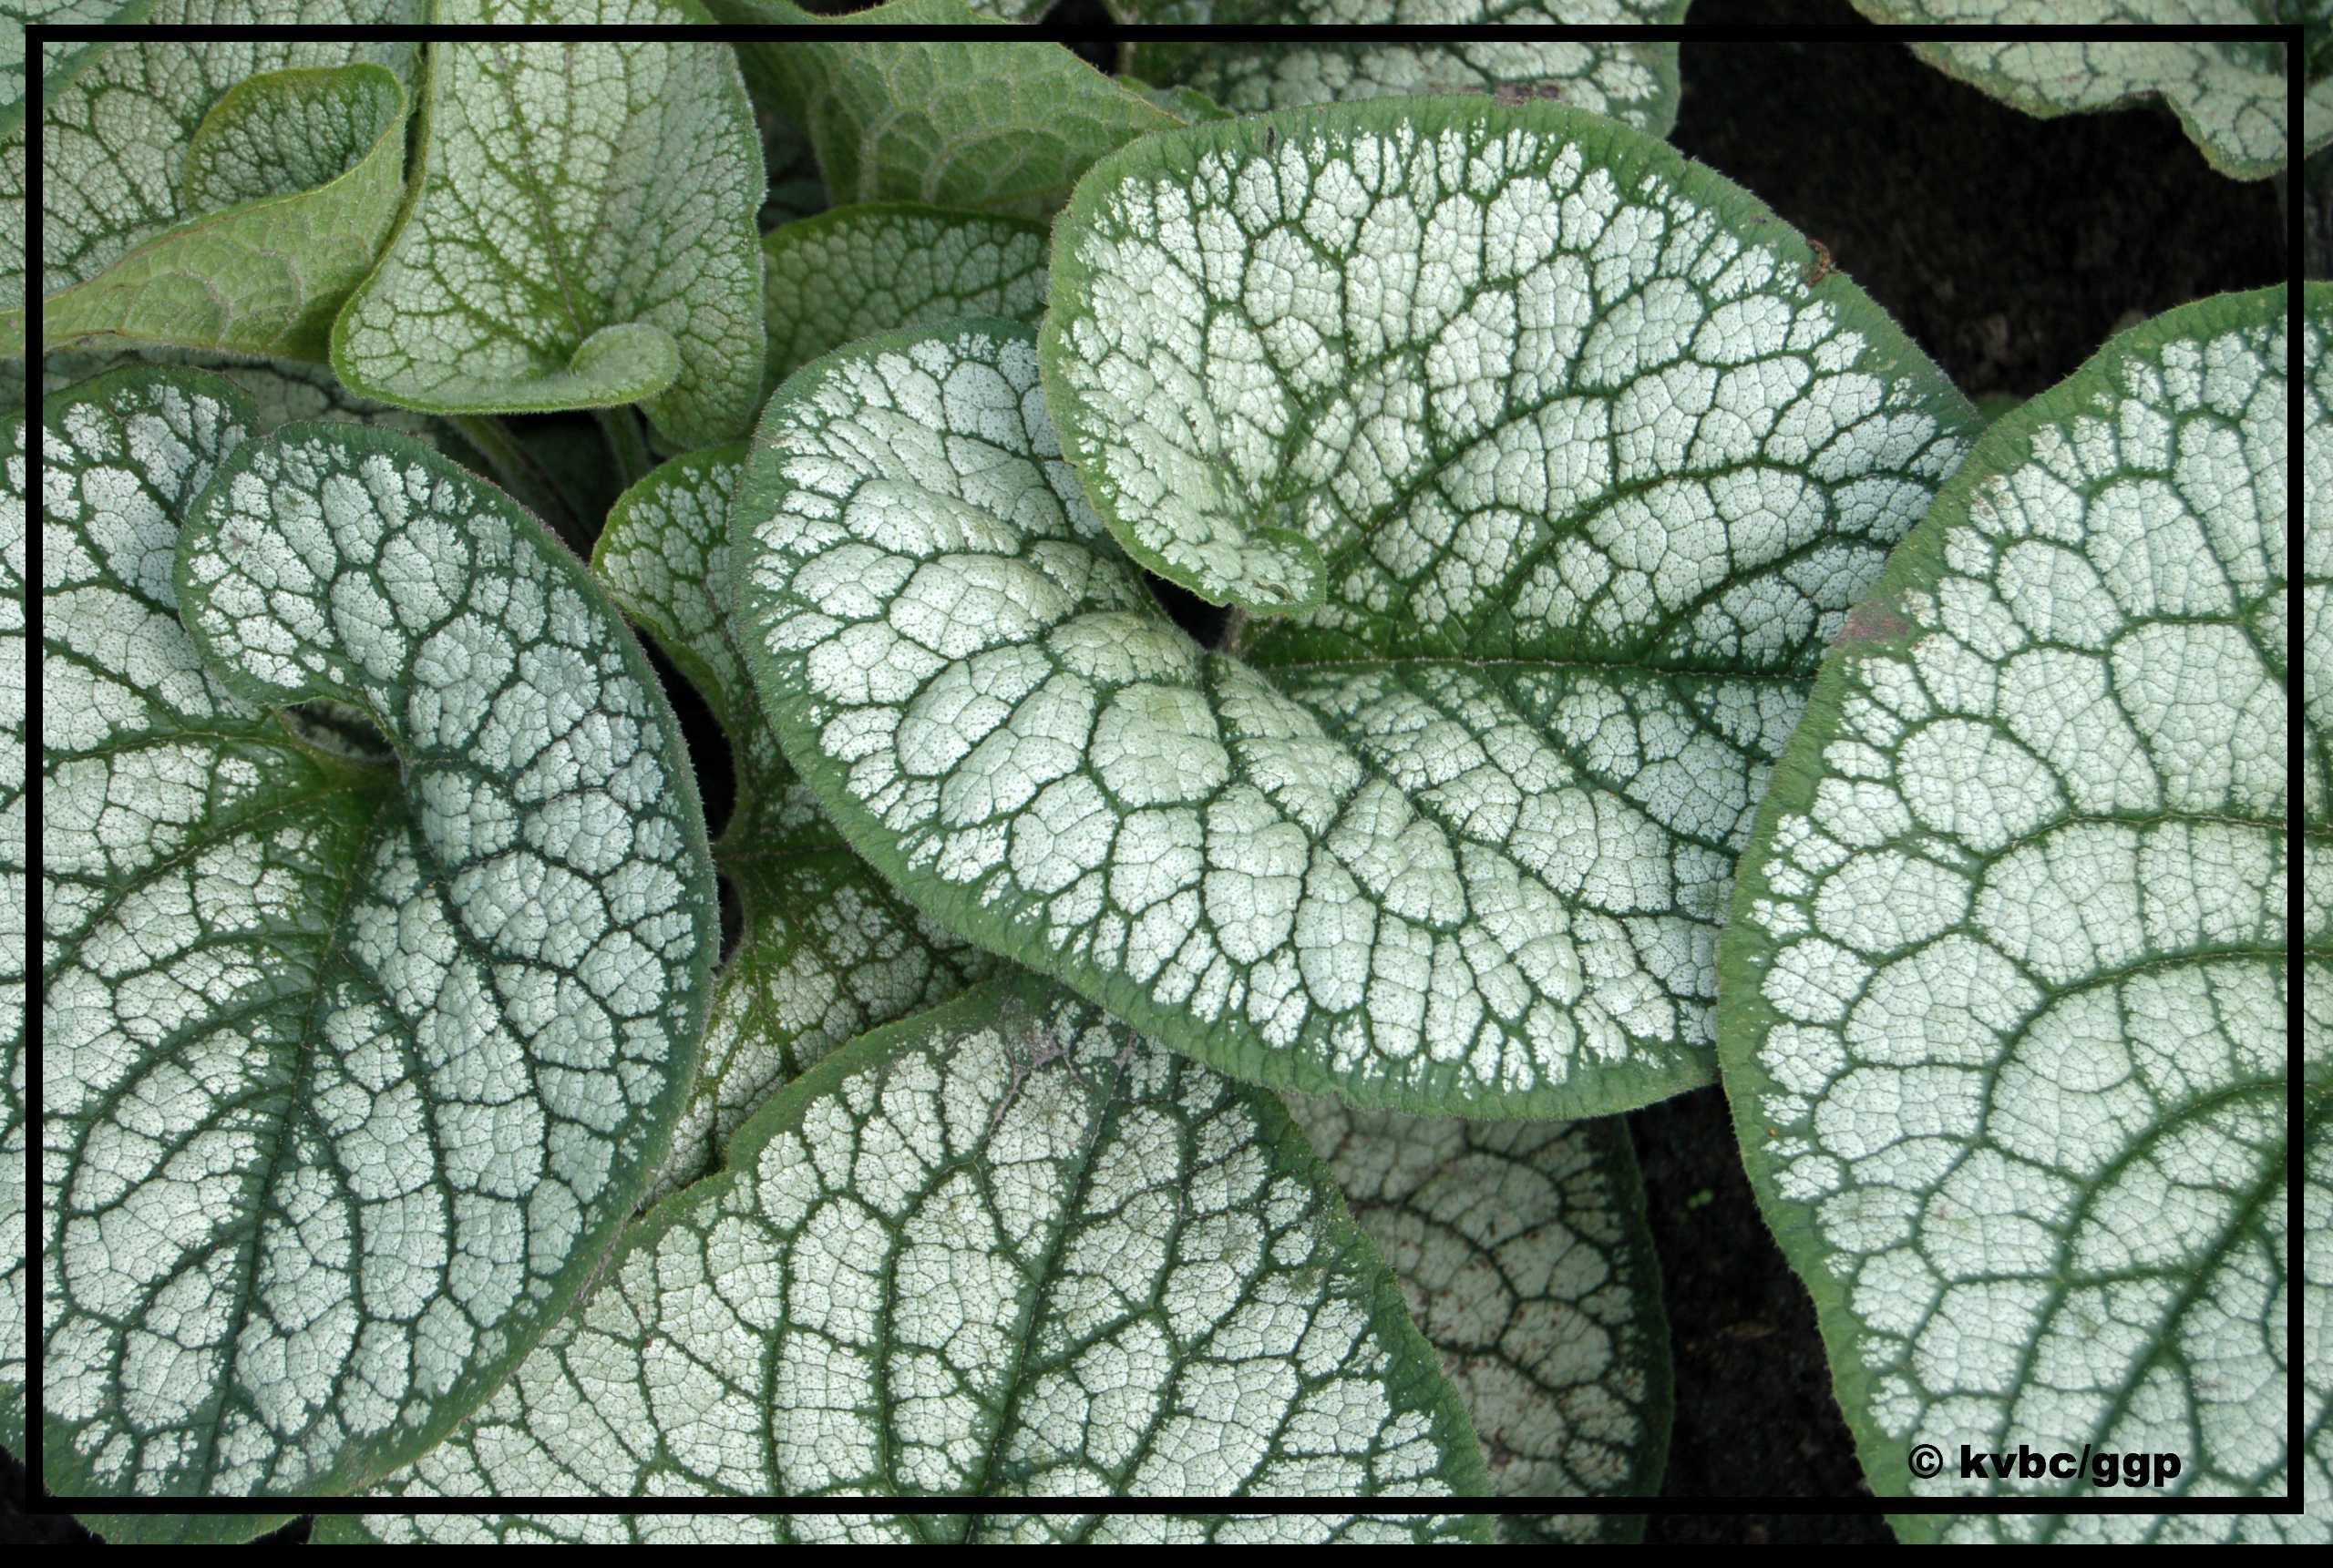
[1290,1099,1670,1541]
[41,367,717,1522]
[720,0,1189,219]
[332,0,766,448]
[594,445,995,1202]
[1719,283,2320,1538]
[763,201,1050,386]
[317,975,1494,1528]
[1125,2,1688,134]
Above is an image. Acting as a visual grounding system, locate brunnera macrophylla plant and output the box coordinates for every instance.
[1721,282,2326,1543]
[6,12,2319,1545]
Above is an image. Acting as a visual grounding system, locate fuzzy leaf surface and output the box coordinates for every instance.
[593,446,994,1202]
[332,0,766,448]
[41,368,717,1517]
[724,0,1187,219]
[1850,3,2315,179]
[1125,2,1686,133]
[19,8,420,359]
[1719,285,2322,1538]
[1291,1099,1669,1541]
[318,975,1493,1523]
[763,202,1049,386]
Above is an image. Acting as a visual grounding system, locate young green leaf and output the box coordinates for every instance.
[1290,1100,1670,1541]
[719,0,1188,218]
[332,1,766,449]
[594,446,994,1201]
[1848,2,2318,179]
[1718,284,2318,1536]
[1125,2,1688,133]
[315,976,1494,1526]
[18,12,420,360]
[0,409,23,1456]
[764,202,1050,386]
[42,367,717,1520]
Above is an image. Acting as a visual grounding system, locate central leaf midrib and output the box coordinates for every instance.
[953,1045,1130,1531]
[184,764,405,1498]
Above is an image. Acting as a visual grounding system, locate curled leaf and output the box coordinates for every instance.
[41,367,716,1519]
[333,1,766,447]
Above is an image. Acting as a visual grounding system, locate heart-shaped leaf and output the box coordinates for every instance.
[1719,283,2319,1538]
[1123,2,1687,132]
[1848,2,2320,179]
[593,445,995,1202]
[718,0,1188,219]
[15,9,421,360]
[332,1,766,449]
[764,203,1050,387]
[1290,1099,1670,1541]
[736,100,1972,1118]
[314,975,1494,1527]
[41,367,717,1521]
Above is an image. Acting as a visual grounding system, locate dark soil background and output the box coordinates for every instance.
[8,1,2283,1546]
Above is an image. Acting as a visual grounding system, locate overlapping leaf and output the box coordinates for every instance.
[763,203,1050,386]
[15,5,421,360]
[1850,3,2319,179]
[41,367,717,1525]
[593,446,994,1202]
[316,976,1493,1527]
[718,0,1188,218]
[1719,284,2319,1537]
[734,104,1971,1119]
[0,0,149,139]
[333,0,766,448]
[1125,2,1688,133]
[1291,1100,1670,1541]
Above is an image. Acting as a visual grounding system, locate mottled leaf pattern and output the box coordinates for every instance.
[1720,284,2318,1537]
[333,1,766,448]
[0,0,149,140]
[724,0,1187,219]
[593,446,994,1203]
[1850,3,2310,179]
[19,8,419,359]
[1126,2,1687,133]
[733,103,1971,1120]
[317,977,1494,1522]
[764,202,1049,386]
[322,1512,1490,1543]
[1291,1100,1669,1541]
[42,368,716,1514]
[0,409,25,1455]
